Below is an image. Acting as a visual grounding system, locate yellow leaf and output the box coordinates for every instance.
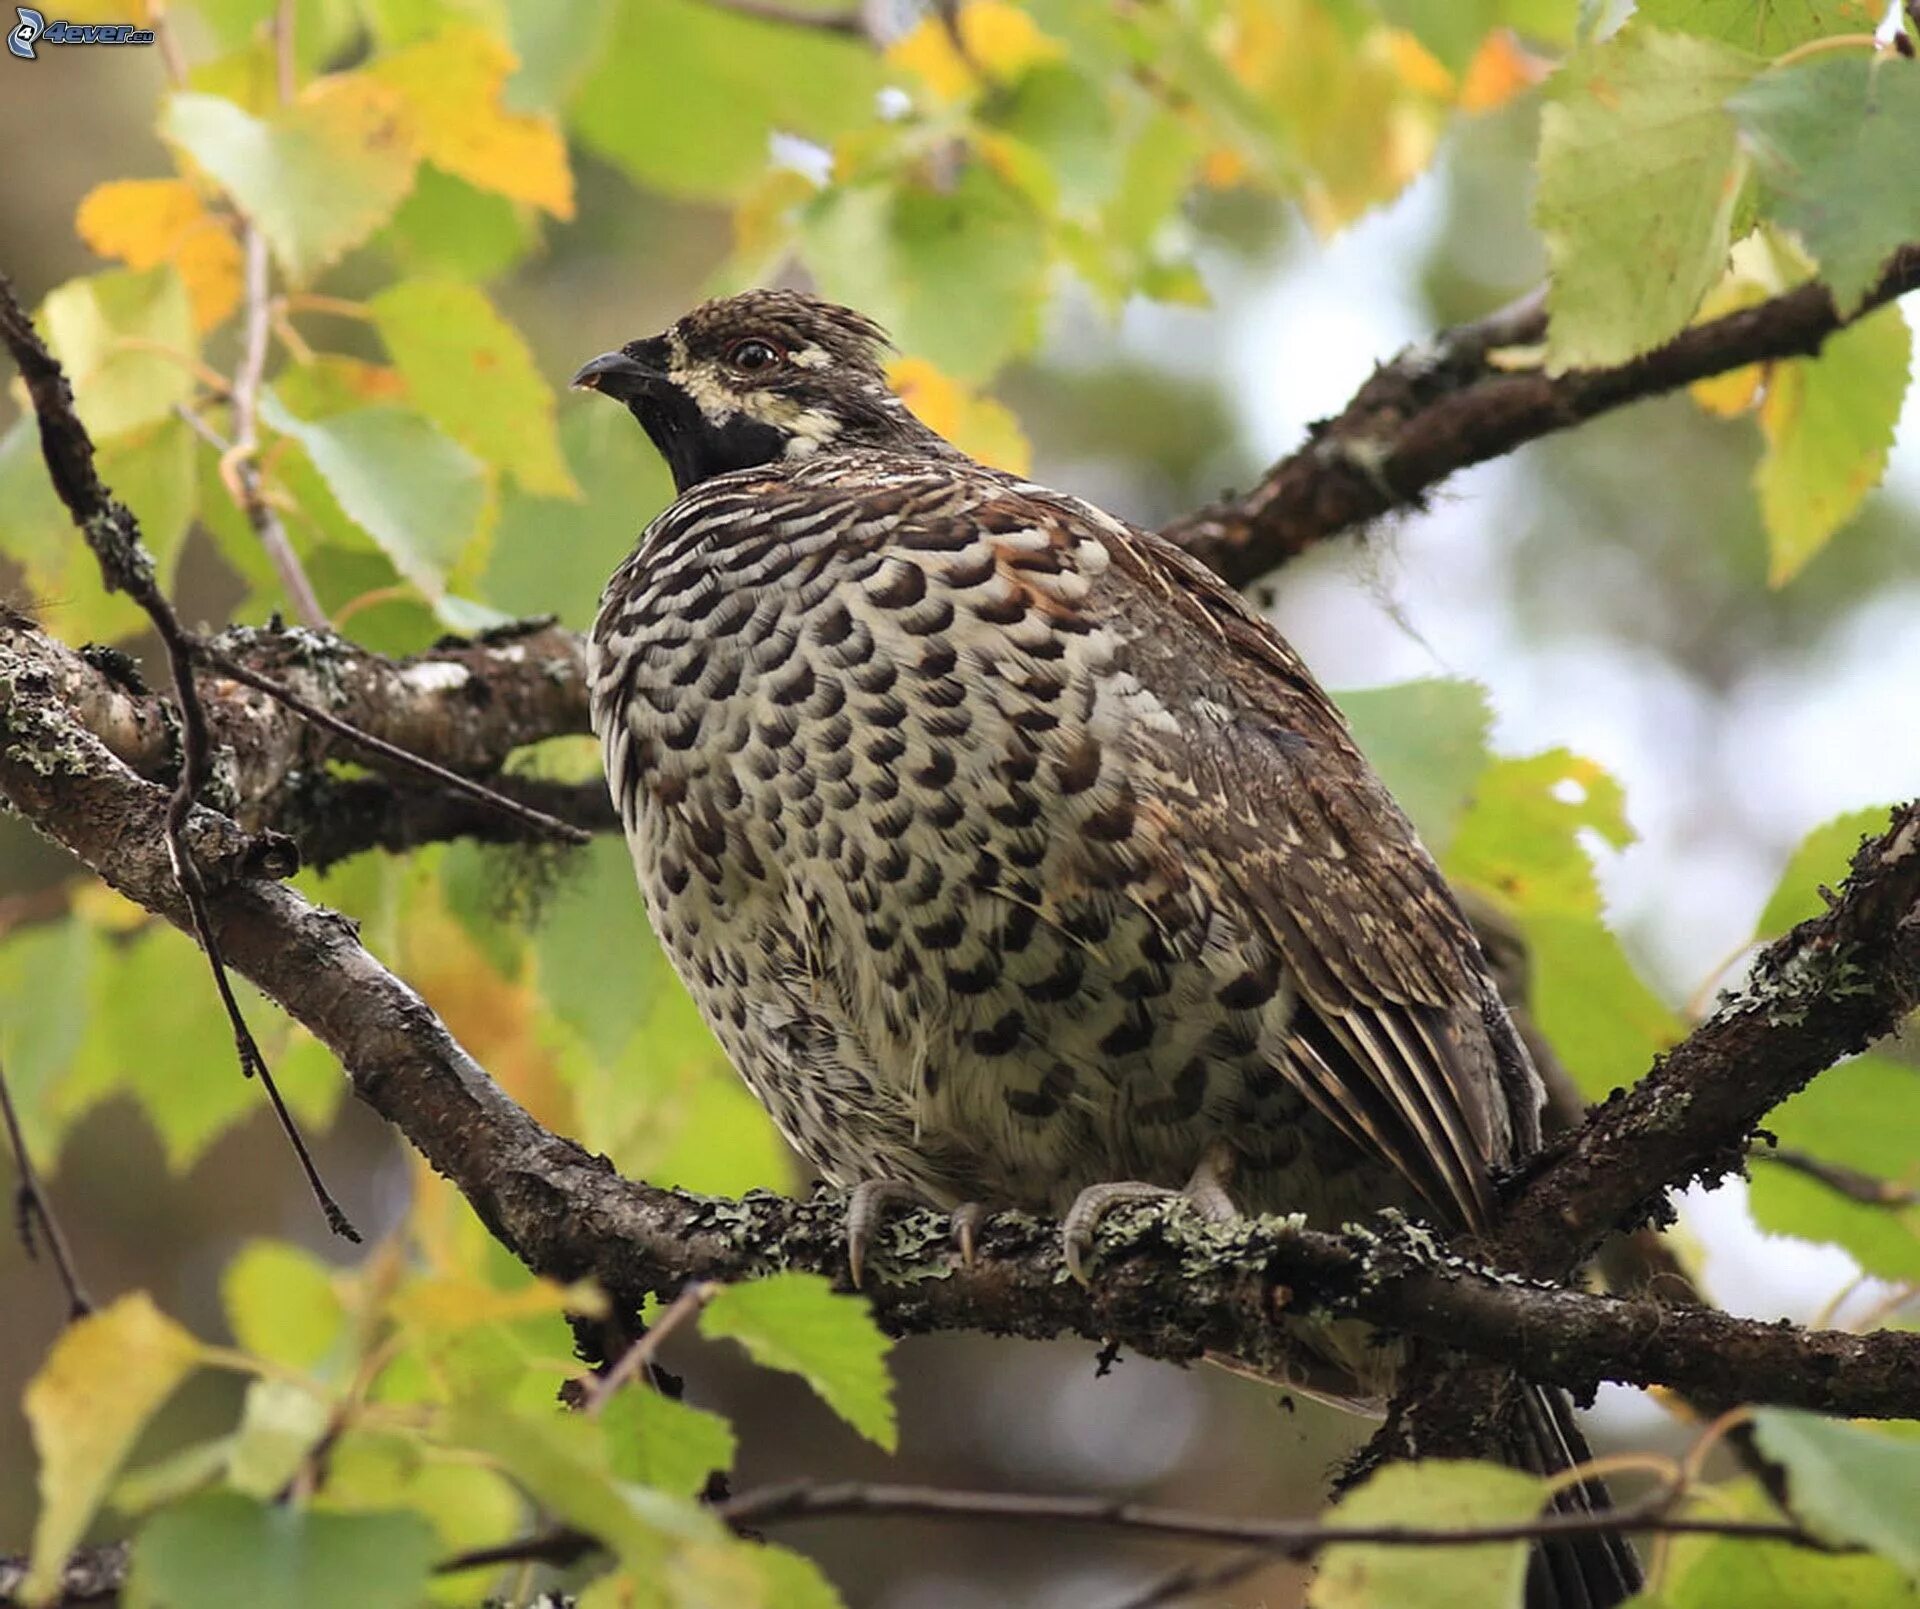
[391,1273,604,1333]
[1198,145,1251,189]
[24,1294,203,1604]
[1384,30,1454,100]
[1687,270,1775,417]
[371,27,574,218]
[1459,30,1548,116]
[887,0,1063,103]
[75,179,242,333]
[888,357,1031,474]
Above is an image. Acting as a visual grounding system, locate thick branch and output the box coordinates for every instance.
[1161,248,1920,585]
[1,621,1917,1419]
[1496,802,1920,1280]
[5,612,591,865]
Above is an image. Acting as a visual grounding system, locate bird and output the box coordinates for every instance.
[575,288,1641,1608]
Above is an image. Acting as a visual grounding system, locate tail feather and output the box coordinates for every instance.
[1514,1385,1642,1609]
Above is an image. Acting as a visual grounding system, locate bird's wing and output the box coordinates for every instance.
[1042,491,1535,1230]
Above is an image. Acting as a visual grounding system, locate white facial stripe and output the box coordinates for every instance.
[788,345,832,370]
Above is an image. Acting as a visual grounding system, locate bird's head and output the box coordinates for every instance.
[572,290,946,494]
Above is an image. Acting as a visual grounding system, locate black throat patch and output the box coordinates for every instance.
[627,386,791,494]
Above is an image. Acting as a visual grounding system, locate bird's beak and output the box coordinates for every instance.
[571,350,663,402]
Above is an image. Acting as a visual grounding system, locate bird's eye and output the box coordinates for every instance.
[728,338,783,373]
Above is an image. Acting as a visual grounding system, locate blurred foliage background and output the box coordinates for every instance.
[1,1,1917,1605]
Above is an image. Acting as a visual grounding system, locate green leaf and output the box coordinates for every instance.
[753,1543,848,1609]
[322,1429,523,1595]
[1447,750,1634,917]
[1337,679,1493,855]
[1751,1411,1920,1576]
[376,163,537,280]
[1520,910,1684,1101]
[161,85,419,281]
[1654,1478,1920,1607]
[128,1492,440,1609]
[535,836,666,1064]
[1309,1459,1541,1609]
[25,1293,204,1602]
[573,0,884,200]
[0,917,95,1159]
[0,412,197,645]
[262,394,495,599]
[505,0,619,111]
[448,1404,715,1570]
[222,1240,347,1372]
[602,1388,737,1498]
[1749,1054,1920,1280]
[39,267,196,437]
[1755,305,1908,585]
[482,398,673,627]
[700,1273,896,1451]
[801,164,1051,382]
[1731,55,1920,314]
[226,1379,333,1500]
[1536,27,1759,370]
[369,277,578,499]
[71,925,273,1172]
[1635,0,1860,53]
[1372,0,1502,73]
[980,62,1122,213]
[1756,805,1897,940]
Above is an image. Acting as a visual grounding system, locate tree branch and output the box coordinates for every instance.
[3,608,594,866]
[1161,248,1920,585]
[1495,802,1920,1280]
[2,605,1918,1418]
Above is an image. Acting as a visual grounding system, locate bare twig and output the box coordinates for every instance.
[0,1058,92,1321]
[714,1477,1827,1555]
[584,1280,717,1412]
[272,0,295,104]
[694,0,863,33]
[1160,249,1920,585]
[1102,1551,1270,1609]
[1755,1146,1919,1208]
[197,643,590,848]
[224,225,328,629]
[0,271,357,1243]
[430,1472,1831,1587]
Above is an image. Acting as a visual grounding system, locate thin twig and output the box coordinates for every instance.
[1101,1551,1271,1609]
[0,1058,92,1320]
[1160,247,1920,586]
[272,0,295,103]
[225,224,328,630]
[694,0,863,32]
[0,272,358,1244]
[436,1473,1834,1583]
[584,1280,717,1412]
[437,1528,598,1576]
[714,1478,1762,1553]
[1756,1146,1919,1207]
[197,644,590,848]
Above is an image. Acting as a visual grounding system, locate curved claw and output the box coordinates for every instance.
[1061,1145,1242,1284]
[1061,1182,1178,1285]
[845,1179,938,1288]
[950,1201,990,1268]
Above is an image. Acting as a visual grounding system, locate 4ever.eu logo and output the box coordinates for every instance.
[9,8,156,58]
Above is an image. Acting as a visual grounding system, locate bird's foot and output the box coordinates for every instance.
[1061,1143,1239,1284]
[844,1180,992,1287]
